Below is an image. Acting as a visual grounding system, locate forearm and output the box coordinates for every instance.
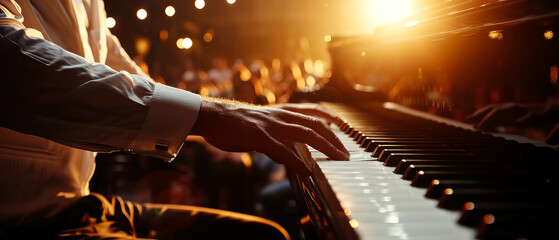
[0,23,200,160]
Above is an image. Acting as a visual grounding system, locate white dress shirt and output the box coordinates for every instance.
[0,0,201,230]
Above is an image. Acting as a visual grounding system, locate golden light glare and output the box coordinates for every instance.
[444,188,454,195]
[240,68,252,81]
[264,90,276,105]
[176,38,184,49]
[272,58,281,72]
[464,202,475,211]
[195,0,205,9]
[544,30,554,40]
[306,76,316,86]
[203,32,213,42]
[324,35,332,42]
[227,0,236,4]
[136,9,147,20]
[488,30,503,40]
[483,214,495,224]
[349,219,359,229]
[303,59,314,73]
[165,6,176,17]
[240,152,252,168]
[405,20,420,27]
[135,37,151,56]
[182,38,193,49]
[314,60,324,75]
[105,17,116,28]
[373,0,411,24]
[159,29,169,41]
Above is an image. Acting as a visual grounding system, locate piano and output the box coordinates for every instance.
[287,0,559,239]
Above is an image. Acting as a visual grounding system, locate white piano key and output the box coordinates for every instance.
[303,126,477,240]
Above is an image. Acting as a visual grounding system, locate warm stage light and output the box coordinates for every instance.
[195,0,205,9]
[182,38,193,49]
[373,0,411,24]
[544,30,554,40]
[165,6,176,17]
[405,20,420,27]
[203,32,213,42]
[176,38,184,49]
[136,9,147,20]
[227,0,236,4]
[488,30,503,40]
[105,17,116,28]
[159,29,169,41]
[349,219,359,229]
[306,76,316,86]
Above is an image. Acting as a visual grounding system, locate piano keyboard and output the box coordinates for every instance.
[291,102,558,240]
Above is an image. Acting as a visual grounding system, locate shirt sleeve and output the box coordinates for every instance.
[0,5,201,161]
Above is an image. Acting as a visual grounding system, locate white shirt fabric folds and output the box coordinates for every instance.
[0,0,202,230]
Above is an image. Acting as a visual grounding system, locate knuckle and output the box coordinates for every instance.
[302,126,315,136]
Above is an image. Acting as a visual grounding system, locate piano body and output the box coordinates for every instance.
[288,0,559,239]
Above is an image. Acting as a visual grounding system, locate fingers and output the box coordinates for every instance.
[277,122,349,160]
[301,104,341,125]
[276,111,349,158]
[469,103,531,130]
[475,107,502,130]
[276,103,341,125]
[263,136,312,176]
[467,105,495,124]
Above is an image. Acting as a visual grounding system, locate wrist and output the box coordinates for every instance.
[191,98,219,136]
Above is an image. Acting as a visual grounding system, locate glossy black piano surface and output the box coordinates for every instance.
[288,0,559,239]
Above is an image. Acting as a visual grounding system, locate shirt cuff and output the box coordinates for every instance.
[132,83,201,161]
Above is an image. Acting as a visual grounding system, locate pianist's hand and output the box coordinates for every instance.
[272,103,342,125]
[468,102,559,144]
[467,103,551,131]
[191,98,350,176]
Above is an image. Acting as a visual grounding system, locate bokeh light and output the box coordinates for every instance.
[105,17,116,28]
[544,30,554,40]
[165,6,176,17]
[182,38,193,49]
[136,9,147,20]
[195,0,205,9]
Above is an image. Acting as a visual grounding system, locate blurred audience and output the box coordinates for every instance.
[178,58,202,94]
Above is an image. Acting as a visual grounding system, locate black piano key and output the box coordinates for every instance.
[476,213,556,240]
[384,153,478,166]
[364,140,443,151]
[377,149,469,163]
[426,179,501,199]
[401,164,500,180]
[410,170,519,188]
[459,201,548,227]
[357,133,428,145]
[362,137,439,149]
[437,188,540,210]
[372,144,448,157]
[395,159,495,174]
